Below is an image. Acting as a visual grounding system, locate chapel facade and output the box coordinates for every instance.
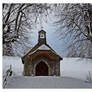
[22,30,62,76]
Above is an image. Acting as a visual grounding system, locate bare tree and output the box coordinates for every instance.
[3,3,50,56]
[54,4,92,58]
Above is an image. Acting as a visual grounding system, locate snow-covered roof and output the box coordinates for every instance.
[28,44,50,55]
[38,44,50,50]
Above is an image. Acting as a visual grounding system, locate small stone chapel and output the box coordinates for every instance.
[22,30,62,76]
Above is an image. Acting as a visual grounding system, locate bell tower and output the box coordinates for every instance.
[38,30,46,44]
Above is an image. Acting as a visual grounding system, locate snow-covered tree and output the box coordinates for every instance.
[54,4,92,58]
[3,3,50,56]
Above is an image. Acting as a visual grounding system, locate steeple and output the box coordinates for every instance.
[38,30,46,45]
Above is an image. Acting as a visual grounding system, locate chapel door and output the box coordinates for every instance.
[35,61,48,76]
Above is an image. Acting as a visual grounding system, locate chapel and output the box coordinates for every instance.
[22,30,62,76]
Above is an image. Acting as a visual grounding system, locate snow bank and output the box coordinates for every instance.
[61,57,92,80]
[3,56,23,76]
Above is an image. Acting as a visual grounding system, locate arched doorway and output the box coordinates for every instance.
[35,61,48,76]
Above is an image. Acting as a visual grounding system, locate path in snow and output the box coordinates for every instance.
[5,76,92,88]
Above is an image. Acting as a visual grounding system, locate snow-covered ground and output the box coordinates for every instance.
[3,56,23,76]
[3,56,92,88]
[61,57,92,81]
[5,76,92,88]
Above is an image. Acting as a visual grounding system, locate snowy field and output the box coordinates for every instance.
[3,56,92,88]
[3,56,23,76]
[5,76,92,88]
[61,58,92,80]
